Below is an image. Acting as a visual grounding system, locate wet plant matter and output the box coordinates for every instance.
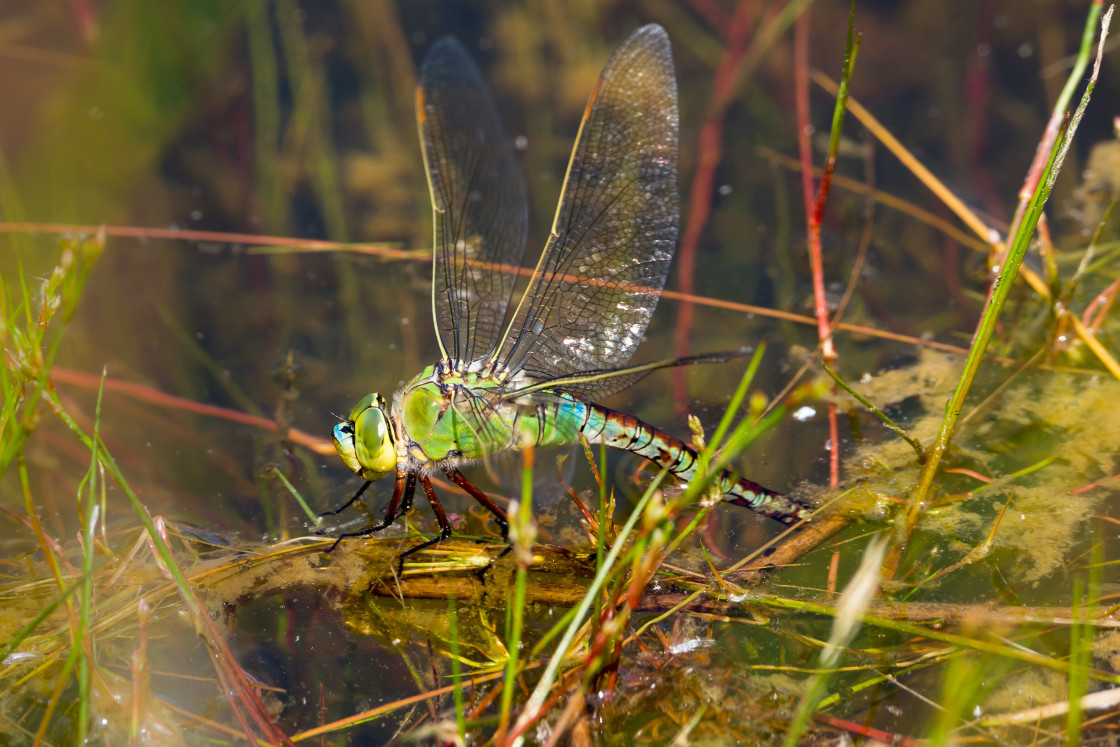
[2,1,1120,744]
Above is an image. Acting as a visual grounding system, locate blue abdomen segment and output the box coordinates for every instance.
[570,398,811,525]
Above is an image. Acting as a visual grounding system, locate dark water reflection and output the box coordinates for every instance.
[2,1,1117,743]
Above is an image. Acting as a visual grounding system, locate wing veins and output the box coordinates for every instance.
[418,37,528,367]
[501,175,643,374]
[486,26,678,384]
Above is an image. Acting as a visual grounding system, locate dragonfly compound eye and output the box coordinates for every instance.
[351,397,396,480]
[332,420,362,476]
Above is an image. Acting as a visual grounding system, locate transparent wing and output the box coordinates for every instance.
[504,351,747,401]
[490,24,679,385]
[418,38,528,365]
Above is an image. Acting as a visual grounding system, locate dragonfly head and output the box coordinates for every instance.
[333,393,396,481]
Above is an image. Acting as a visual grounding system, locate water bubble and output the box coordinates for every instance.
[792,406,816,422]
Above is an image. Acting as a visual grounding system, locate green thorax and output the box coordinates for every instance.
[393,362,586,465]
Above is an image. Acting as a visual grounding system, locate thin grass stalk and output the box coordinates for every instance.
[981,688,1120,728]
[1,239,102,481]
[574,522,665,716]
[43,394,291,743]
[0,222,410,257]
[507,470,669,745]
[678,389,793,508]
[1068,311,1120,380]
[0,221,1012,363]
[727,589,1120,683]
[801,0,860,364]
[661,380,798,564]
[760,146,991,254]
[673,0,764,407]
[1067,538,1103,744]
[74,374,107,742]
[820,360,925,460]
[1085,270,1120,332]
[814,648,955,710]
[795,1,847,492]
[448,596,466,740]
[906,6,1111,528]
[522,356,794,740]
[631,590,707,640]
[592,441,609,643]
[782,534,888,745]
[291,669,511,741]
[1068,575,1089,744]
[925,649,985,746]
[522,587,588,664]
[597,442,608,570]
[686,343,766,500]
[672,0,814,405]
[34,637,82,746]
[669,704,708,744]
[129,598,151,742]
[706,341,765,453]
[1005,0,1105,245]
[48,365,332,456]
[664,505,719,561]
[498,447,535,739]
[16,454,66,591]
[1069,201,1116,307]
[269,464,321,525]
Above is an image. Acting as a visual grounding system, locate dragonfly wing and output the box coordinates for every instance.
[492,24,679,381]
[505,351,749,401]
[418,38,528,365]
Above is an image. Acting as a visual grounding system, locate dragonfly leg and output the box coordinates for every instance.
[446,468,509,539]
[397,476,455,571]
[318,480,372,517]
[419,475,453,536]
[325,471,413,553]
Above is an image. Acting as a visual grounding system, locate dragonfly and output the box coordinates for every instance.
[328,24,812,558]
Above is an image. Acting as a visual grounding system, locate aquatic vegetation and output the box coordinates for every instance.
[1,2,1118,745]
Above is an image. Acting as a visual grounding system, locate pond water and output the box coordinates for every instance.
[2,1,1119,744]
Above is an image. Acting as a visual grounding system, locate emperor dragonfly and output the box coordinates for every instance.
[329,24,812,557]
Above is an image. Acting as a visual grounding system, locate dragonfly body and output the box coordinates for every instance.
[329,25,811,555]
[393,362,581,467]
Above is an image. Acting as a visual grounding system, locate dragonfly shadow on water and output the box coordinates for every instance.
[323,24,815,567]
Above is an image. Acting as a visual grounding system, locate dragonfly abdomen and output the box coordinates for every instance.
[581,402,812,526]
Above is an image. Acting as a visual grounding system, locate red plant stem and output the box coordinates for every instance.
[688,0,731,34]
[50,366,334,454]
[673,0,760,408]
[0,221,410,258]
[1085,275,1120,332]
[1005,0,1105,256]
[826,402,839,485]
[68,0,100,44]
[963,7,1004,217]
[1036,212,1058,284]
[795,9,840,487]
[796,14,835,363]
[795,15,815,229]
[1,220,984,355]
[813,715,923,747]
[1006,115,1063,252]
